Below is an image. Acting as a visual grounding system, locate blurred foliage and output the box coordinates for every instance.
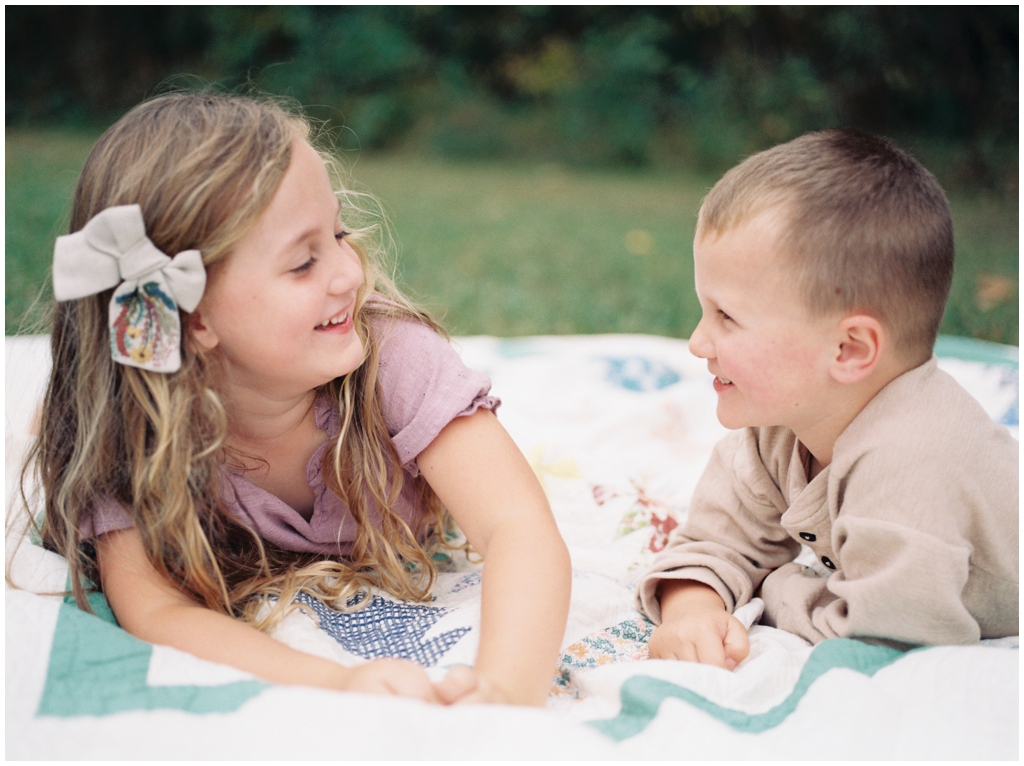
[5,6,1018,189]
[6,129,1018,344]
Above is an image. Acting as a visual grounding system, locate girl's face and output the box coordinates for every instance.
[192,140,365,399]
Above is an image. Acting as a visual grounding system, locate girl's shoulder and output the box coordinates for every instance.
[360,295,498,471]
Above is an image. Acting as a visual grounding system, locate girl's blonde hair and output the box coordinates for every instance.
[28,91,455,628]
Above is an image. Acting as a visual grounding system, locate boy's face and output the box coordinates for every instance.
[689,208,839,434]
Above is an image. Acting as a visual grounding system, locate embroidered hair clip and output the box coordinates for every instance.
[52,204,206,374]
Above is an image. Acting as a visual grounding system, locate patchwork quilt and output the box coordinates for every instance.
[5,333,1019,759]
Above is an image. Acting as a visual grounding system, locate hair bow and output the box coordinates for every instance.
[52,204,206,374]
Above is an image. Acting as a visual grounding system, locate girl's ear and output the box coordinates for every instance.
[188,308,220,351]
[829,314,884,385]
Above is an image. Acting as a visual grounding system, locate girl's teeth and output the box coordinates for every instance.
[319,312,348,327]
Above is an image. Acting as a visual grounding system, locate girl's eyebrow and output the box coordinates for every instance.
[279,198,343,256]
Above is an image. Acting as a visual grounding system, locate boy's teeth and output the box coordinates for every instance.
[717,376,732,385]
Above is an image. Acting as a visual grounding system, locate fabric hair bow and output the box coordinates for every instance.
[52,204,206,374]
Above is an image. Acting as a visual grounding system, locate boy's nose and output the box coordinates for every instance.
[688,319,713,359]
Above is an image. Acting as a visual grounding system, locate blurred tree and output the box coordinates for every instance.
[4,6,1017,183]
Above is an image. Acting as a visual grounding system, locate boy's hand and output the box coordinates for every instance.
[343,658,441,703]
[648,580,750,670]
[434,665,512,706]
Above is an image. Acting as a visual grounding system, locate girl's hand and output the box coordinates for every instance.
[434,665,511,706]
[343,658,440,703]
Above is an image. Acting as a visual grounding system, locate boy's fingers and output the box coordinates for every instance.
[677,643,699,664]
[723,617,751,666]
[692,629,731,668]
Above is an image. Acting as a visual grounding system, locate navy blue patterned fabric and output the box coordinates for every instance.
[295,593,470,667]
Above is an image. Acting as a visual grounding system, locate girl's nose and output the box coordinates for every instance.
[329,240,364,295]
[688,317,714,360]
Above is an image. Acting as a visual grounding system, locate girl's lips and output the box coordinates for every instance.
[314,309,354,333]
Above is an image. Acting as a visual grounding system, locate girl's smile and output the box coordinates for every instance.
[191,139,366,398]
[315,307,354,332]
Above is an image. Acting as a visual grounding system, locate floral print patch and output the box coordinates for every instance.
[109,280,182,373]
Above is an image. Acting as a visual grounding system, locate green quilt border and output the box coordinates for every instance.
[36,592,268,718]
[934,335,1018,367]
[589,638,907,741]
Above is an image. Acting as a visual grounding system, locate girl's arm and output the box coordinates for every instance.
[96,527,439,701]
[417,408,572,706]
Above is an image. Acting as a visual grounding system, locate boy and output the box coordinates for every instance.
[637,129,1018,668]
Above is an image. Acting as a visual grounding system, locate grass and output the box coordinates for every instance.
[5,128,1019,345]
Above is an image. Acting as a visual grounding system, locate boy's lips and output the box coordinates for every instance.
[707,365,732,385]
[711,370,733,392]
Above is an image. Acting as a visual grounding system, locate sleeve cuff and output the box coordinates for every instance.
[636,566,738,625]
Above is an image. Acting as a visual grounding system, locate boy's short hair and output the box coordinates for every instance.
[698,129,954,364]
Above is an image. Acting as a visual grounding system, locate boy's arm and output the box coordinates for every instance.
[637,429,800,622]
[762,514,981,646]
[417,408,571,706]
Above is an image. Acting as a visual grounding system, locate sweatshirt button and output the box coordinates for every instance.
[821,556,836,570]
[799,532,816,542]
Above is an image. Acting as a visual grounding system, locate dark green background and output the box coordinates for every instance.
[5,6,1018,342]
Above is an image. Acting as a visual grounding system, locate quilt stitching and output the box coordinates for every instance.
[588,638,907,740]
[36,602,267,718]
[295,592,471,667]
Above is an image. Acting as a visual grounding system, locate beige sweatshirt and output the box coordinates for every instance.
[637,357,1019,646]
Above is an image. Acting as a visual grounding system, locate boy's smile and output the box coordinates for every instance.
[688,208,839,438]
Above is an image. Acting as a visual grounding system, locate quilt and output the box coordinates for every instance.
[5,332,1018,759]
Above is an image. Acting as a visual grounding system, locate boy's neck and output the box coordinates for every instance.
[797,354,919,472]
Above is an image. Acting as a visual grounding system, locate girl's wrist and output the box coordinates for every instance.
[323,661,356,691]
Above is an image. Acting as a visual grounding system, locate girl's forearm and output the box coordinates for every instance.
[99,528,353,690]
[135,601,353,689]
[473,525,572,706]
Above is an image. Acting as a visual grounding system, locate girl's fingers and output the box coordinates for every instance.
[356,660,440,703]
[435,665,478,705]
[387,669,441,703]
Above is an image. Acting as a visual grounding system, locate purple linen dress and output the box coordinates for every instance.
[82,317,499,556]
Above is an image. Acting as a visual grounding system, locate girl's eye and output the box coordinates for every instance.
[292,257,317,275]
[335,230,351,241]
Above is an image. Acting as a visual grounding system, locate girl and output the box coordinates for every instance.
[32,92,571,706]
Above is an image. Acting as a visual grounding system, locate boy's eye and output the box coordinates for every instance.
[292,257,317,274]
[718,310,732,322]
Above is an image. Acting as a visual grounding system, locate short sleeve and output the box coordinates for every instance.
[375,318,500,476]
[78,496,135,540]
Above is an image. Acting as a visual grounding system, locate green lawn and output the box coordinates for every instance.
[6,128,1019,345]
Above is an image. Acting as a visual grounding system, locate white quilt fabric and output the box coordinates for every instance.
[6,333,1019,759]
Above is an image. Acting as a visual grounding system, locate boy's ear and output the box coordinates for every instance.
[187,308,220,352]
[829,314,884,385]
